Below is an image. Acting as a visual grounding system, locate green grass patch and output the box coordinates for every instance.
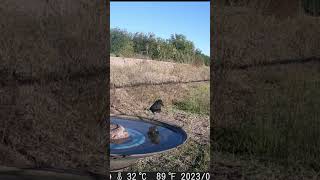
[173,84,210,115]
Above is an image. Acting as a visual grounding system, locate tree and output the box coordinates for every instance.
[110,28,210,66]
[110,28,134,57]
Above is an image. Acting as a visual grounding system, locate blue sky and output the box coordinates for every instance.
[110,2,210,56]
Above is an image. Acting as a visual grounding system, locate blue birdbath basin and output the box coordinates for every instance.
[110,115,187,171]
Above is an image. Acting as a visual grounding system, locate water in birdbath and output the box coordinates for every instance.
[110,116,187,156]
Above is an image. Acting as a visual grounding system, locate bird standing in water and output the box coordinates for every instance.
[148,126,160,144]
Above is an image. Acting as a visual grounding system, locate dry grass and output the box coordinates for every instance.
[212,3,320,178]
[212,151,320,179]
[110,57,209,87]
[0,0,108,175]
[0,0,106,78]
[214,6,320,67]
[0,80,107,173]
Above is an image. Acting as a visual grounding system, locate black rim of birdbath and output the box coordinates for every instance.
[110,114,188,159]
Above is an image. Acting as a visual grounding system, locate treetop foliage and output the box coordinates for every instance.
[110,28,210,66]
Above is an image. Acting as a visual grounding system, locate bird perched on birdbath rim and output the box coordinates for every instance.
[149,99,164,114]
[148,99,164,120]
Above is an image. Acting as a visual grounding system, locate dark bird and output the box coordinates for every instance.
[149,99,164,114]
[147,126,160,144]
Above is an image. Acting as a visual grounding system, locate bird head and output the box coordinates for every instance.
[156,99,164,106]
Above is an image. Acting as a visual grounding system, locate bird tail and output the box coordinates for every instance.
[144,108,155,115]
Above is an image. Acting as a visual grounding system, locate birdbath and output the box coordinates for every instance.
[110,115,187,171]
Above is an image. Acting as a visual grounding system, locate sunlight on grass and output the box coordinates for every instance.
[173,84,210,115]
